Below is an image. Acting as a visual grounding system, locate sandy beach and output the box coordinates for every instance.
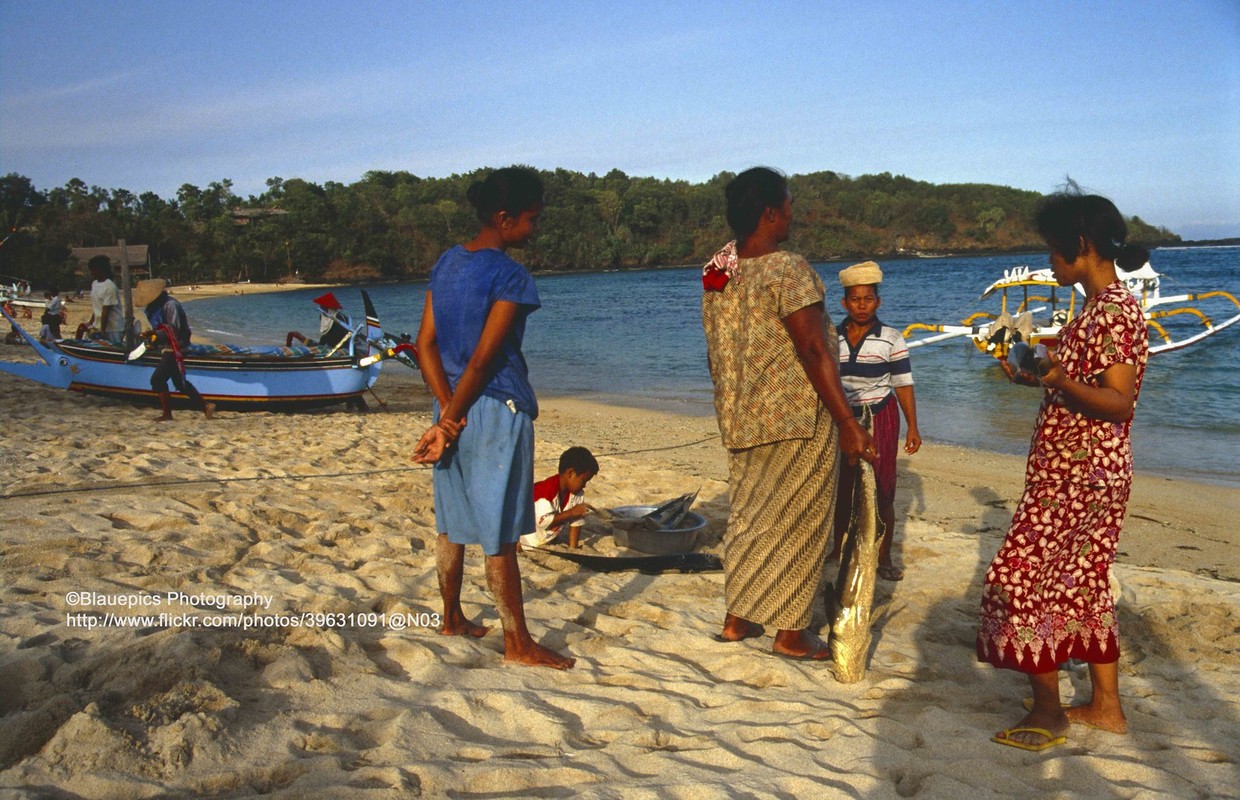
[1,313,1238,797]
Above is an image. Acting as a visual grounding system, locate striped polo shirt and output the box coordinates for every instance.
[837,318,913,408]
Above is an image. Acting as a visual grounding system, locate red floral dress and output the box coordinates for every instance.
[978,281,1149,673]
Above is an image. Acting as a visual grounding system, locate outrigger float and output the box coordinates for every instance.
[902,264,1240,360]
[0,291,419,411]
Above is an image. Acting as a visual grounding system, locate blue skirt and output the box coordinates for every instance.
[433,394,535,555]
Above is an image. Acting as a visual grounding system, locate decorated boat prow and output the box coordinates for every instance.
[903,264,1240,362]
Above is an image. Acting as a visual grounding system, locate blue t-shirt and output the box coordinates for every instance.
[429,245,541,418]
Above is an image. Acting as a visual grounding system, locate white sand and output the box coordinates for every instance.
[0,365,1237,799]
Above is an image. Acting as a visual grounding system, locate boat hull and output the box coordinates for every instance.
[76,345,376,410]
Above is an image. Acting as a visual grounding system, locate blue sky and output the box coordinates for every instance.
[2,1,1237,239]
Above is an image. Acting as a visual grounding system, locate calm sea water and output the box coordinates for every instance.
[189,247,1240,486]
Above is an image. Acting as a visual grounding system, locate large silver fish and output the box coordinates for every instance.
[641,489,699,530]
[829,458,884,683]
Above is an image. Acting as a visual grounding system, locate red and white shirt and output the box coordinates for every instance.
[520,473,586,548]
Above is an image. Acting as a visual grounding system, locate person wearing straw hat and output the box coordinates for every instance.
[828,261,921,582]
[134,279,214,421]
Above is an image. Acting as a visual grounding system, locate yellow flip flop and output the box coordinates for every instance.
[992,726,1068,752]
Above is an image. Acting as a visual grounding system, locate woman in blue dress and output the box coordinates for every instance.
[412,167,574,670]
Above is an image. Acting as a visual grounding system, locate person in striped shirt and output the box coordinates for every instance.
[829,261,921,581]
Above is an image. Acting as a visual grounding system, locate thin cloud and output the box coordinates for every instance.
[2,69,146,107]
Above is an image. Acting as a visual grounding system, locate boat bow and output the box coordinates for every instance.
[0,306,75,388]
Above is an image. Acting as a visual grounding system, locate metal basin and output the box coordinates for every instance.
[609,505,707,555]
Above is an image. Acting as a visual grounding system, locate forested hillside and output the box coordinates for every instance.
[0,169,1180,288]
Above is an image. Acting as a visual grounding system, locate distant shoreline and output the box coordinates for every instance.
[57,241,1229,294]
[171,281,341,303]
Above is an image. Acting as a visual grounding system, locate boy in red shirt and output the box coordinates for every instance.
[520,447,599,549]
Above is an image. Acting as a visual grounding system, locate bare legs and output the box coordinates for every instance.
[1066,661,1128,733]
[153,351,215,422]
[995,670,1069,747]
[154,391,215,422]
[875,499,900,577]
[436,535,489,638]
[436,534,575,670]
[156,391,174,422]
[997,662,1127,747]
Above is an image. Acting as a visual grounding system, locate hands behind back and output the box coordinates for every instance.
[411,417,465,465]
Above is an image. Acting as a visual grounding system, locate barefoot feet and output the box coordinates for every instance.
[772,629,831,661]
[503,640,575,670]
[717,614,765,642]
[1066,702,1127,734]
[877,564,904,581]
[440,616,490,638]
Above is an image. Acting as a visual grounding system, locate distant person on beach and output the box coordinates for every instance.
[828,261,921,581]
[40,287,64,341]
[520,446,599,550]
[135,279,215,422]
[701,167,875,660]
[979,192,1149,752]
[80,256,124,345]
[411,166,574,670]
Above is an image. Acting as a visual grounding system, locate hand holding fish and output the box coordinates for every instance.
[1002,342,1055,386]
[1000,354,1043,386]
[1036,351,1067,390]
[840,417,879,466]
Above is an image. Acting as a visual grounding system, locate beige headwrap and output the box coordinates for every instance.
[839,261,883,288]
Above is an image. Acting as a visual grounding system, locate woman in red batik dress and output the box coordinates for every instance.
[979,192,1150,752]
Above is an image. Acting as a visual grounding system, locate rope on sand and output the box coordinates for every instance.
[0,434,723,500]
[594,433,720,458]
[0,466,424,500]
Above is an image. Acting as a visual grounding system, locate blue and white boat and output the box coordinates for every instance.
[0,291,418,410]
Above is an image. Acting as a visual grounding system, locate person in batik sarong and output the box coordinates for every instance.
[702,167,875,660]
[979,192,1149,751]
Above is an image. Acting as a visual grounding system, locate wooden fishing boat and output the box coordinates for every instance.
[0,291,418,410]
[902,264,1240,360]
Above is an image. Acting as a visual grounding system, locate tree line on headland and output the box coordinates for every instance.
[0,168,1180,289]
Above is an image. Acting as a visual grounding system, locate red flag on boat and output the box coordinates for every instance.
[312,292,342,310]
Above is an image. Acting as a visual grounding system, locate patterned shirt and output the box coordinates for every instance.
[1026,281,1148,488]
[837,319,913,407]
[702,250,835,449]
